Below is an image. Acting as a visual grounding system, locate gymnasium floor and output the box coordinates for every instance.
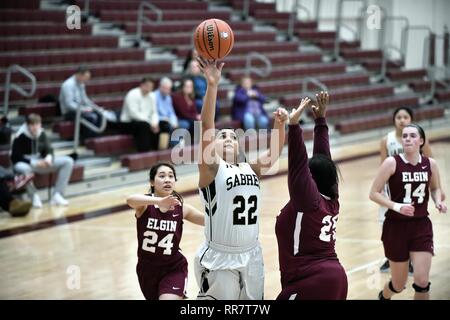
[0,141,449,300]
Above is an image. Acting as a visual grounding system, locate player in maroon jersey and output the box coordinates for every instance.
[126,162,204,300]
[275,92,348,300]
[369,124,447,300]
[377,108,444,273]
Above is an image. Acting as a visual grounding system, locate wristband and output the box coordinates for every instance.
[392,203,403,213]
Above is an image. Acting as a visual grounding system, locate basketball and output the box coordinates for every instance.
[193,18,234,60]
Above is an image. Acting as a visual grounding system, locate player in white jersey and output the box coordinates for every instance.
[194,57,288,300]
[378,107,437,273]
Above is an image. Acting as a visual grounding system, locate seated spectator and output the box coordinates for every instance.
[187,61,219,119]
[0,166,33,217]
[11,114,74,208]
[121,78,160,152]
[59,66,116,141]
[172,78,200,144]
[232,75,269,130]
[154,77,178,149]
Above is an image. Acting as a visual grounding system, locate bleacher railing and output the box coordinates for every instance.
[378,15,409,59]
[333,0,368,60]
[288,0,315,41]
[423,27,450,104]
[302,77,328,94]
[2,65,36,116]
[136,1,163,45]
[72,103,108,154]
[245,52,272,78]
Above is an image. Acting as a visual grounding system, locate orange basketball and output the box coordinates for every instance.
[193,18,234,60]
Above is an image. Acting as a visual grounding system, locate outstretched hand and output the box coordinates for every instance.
[197,57,224,86]
[289,97,311,125]
[158,195,181,212]
[273,107,289,125]
[311,91,329,119]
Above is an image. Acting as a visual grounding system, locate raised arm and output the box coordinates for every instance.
[287,98,321,212]
[311,91,331,158]
[251,107,288,177]
[126,194,181,218]
[197,58,224,188]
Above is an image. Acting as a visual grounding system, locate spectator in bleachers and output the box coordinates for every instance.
[182,48,199,74]
[0,166,33,217]
[172,78,200,144]
[11,114,74,208]
[187,60,219,119]
[154,77,178,149]
[232,75,269,130]
[59,66,117,141]
[121,78,160,152]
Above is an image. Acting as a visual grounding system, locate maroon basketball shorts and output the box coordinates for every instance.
[382,216,434,262]
[136,257,188,300]
[276,260,348,300]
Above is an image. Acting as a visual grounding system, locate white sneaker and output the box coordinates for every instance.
[50,192,69,206]
[32,194,43,208]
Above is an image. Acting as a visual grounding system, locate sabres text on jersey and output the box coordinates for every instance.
[225,173,260,191]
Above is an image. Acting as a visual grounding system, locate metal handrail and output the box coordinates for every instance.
[302,77,328,94]
[136,1,163,44]
[315,0,322,22]
[333,0,368,60]
[423,32,450,104]
[242,0,250,20]
[340,23,358,41]
[297,2,312,20]
[84,0,90,18]
[400,25,432,62]
[377,45,403,82]
[72,103,108,152]
[288,0,313,40]
[245,52,272,78]
[2,64,36,116]
[287,0,299,41]
[378,16,409,54]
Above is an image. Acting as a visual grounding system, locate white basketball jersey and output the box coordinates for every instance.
[199,158,261,248]
[386,130,404,156]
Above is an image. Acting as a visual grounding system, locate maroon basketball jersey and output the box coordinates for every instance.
[276,199,340,274]
[276,120,339,277]
[386,154,432,220]
[136,203,184,265]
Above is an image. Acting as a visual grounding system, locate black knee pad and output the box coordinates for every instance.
[413,282,430,293]
[378,290,390,300]
[388,280,403,293]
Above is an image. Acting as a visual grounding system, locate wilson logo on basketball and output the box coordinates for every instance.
[206,24,214,51]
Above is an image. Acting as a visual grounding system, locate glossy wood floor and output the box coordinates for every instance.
[0,141,449,300]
